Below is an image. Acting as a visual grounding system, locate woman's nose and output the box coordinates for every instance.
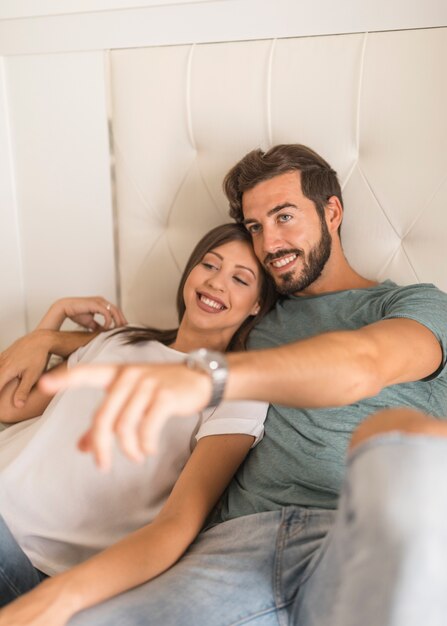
[205,272,226,292]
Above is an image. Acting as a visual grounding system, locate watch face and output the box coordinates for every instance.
[186,349,228,408]
[187,349,227,371]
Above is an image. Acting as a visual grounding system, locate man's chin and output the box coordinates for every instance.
[274,271,303,296]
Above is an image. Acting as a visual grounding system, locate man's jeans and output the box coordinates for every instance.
[3,434,447,625]
[0,515,46,607]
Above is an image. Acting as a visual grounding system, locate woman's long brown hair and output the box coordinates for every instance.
[115,223,277,352]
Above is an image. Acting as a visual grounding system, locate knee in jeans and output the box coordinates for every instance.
[349,407,447,452]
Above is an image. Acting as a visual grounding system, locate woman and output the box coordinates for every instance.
[0,223,276,625]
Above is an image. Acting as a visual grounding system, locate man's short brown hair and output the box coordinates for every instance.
[223,144,343,226]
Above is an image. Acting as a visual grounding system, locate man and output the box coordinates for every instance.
[3,144,447,625]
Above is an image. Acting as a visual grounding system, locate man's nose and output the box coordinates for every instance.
[261,227,284,255]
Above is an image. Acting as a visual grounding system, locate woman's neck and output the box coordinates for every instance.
[170,321,230,353]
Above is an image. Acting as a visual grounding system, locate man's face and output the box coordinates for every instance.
[242,171,332,296]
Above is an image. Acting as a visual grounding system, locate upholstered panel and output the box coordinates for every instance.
[110,28,447,327]
[3,51,117,338]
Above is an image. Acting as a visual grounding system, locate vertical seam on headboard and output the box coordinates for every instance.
[355,31,368,155]
[184,41,223,219]
[104,49,122,308]
[1,58,29,332]
[266,38,276,147]
[186,43,197,150]
[342,32,368,192]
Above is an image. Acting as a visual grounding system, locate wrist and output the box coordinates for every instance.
[37,300,66,330]
[185,349,228,408]
[30,574,83,621]
[30,328,55,350]
[225,351,257,402]
[44,567,106,618]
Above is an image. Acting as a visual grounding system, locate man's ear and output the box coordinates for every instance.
[325,196,343,233]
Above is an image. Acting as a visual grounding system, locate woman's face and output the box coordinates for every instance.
[182,240,262,343]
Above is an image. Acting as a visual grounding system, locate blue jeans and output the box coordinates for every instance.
[0,515,47,607]
[68,433,447,626]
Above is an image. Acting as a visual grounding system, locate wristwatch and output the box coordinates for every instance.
[185,348,228,408]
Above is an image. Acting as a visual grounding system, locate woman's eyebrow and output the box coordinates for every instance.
[207,251,256,278]
[235,265,256,278]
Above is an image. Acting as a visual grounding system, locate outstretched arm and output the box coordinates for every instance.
[225,317,442,407]
[0,433,253,626]
[40,317,443,465]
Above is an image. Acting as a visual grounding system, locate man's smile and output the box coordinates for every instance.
[264,250,302,274]
[270,254,298,270]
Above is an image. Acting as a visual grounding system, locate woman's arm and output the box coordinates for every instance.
[37,297,127,332]
[0,361,67,424]
[0,327,98,416]
[0,296,126,410]
[0,433,254,626]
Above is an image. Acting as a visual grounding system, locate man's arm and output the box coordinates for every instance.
[225,318,443,407]
[0,361,67,424]
[0,296,126,409]
[40,317,443,465]
[0,329,98,413]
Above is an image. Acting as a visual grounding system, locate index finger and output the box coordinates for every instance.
[108,303,128,328]
[87,368,148,469]
[39,364,117,395]
[93,300,126,330]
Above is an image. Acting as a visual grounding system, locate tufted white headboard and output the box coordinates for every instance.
[110,27,447,329]
[0,21,446,348]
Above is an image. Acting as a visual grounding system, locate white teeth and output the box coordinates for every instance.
[272,254,297,268]
[200,295,225,310]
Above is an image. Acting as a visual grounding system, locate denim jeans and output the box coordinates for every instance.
[67,433,447,626]
[0,515,47,607]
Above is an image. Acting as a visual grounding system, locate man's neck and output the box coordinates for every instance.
[294,247,378,297]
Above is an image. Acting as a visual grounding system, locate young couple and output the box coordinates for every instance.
[1,144,447,626]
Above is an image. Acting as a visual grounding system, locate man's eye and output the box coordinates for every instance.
[278,214,292,223]
[247,224,261,235]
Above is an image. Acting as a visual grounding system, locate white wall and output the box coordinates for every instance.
[0,0,446,55]
[0,58,27,345]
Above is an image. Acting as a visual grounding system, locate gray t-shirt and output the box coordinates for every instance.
[217,281,447,518]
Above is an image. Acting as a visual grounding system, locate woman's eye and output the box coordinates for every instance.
[202,262,217,270]
[233,276,249,286]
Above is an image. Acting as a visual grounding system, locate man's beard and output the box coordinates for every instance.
[268,219,332,296]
